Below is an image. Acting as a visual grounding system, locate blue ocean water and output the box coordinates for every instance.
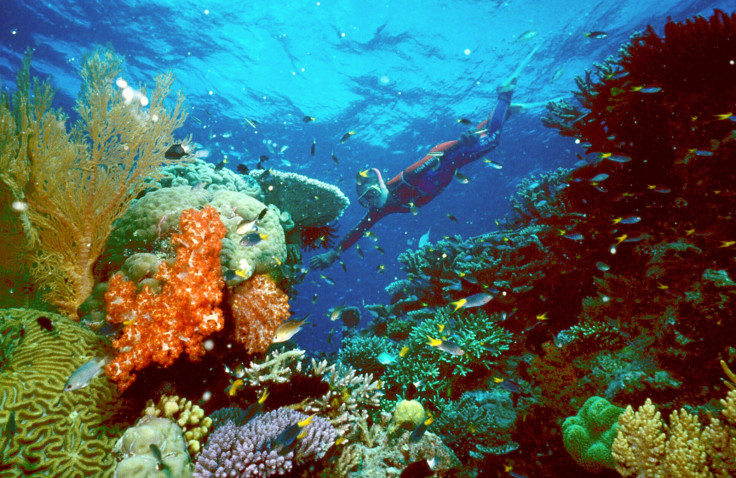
[0,0,727,359]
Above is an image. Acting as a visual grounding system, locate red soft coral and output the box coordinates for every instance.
[229,274,290,354]
[104,206,227,391]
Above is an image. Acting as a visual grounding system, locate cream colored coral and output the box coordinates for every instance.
[612,399,666,477]
[143,395,212,456]
[613,390,736,478]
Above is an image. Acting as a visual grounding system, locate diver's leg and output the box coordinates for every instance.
[497,44,541,101]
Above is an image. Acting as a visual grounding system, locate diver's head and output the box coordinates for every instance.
[358,184,388,209]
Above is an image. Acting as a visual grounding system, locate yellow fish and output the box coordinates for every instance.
[493,377,504,384]
[272,319,309,343]
[359,169,370,178]
[719,240,735,248]
[715,112,733,120]
[399,346,409,358]
[226,379,245,397]
[536,312,548,321]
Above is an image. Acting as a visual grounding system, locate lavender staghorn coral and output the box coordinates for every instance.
[193,408,336,478]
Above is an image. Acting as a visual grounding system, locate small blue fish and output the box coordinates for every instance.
[418,229,431,248]
[408,415,434,443]
[64,356,110,392]
[377,352,397,365]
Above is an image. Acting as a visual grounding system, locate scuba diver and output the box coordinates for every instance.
[309,45,540,270]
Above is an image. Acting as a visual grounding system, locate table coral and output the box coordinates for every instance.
[0,308,134,477]
[250,168,350,227]
[228,274,291,354]
[105,206,226,392]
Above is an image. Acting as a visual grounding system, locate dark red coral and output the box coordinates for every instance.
[299,224,338,250]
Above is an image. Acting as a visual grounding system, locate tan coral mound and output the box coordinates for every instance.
[0,308,134,477]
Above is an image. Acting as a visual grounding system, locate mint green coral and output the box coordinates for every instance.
[562,396,624,473]
[383,307,513,403]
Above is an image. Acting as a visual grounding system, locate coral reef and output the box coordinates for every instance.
[250,168,350,227]
[0,48,186,319]
[113,415,193,478]
[193,407,337,477]
[229,274,291,354]
[0,309,134,476]
[105,206,226,391]
[143,395,213,456]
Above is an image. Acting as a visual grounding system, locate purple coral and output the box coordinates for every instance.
[194,407,337,477]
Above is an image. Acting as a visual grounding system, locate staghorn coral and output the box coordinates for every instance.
[228,274,291,354]
[250,168,350,227]
[0,308,134,476]
[338,334,397,376]
[612,389,736,477]
[240,348,306,387]
[193,407,336,477]
[0,48,186,319]
[113,415,193,478]
[105,206,226,392]
[321,410,459,478]
[143,394,213,456]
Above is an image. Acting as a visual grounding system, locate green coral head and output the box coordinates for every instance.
[562,396,624,473]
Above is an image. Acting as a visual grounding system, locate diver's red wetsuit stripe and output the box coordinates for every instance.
[335,96,510,253]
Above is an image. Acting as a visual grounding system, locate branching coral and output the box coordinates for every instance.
[612,389,736,477]
[104,206,226,392]
[0,48,186,319]
[228,274,290,354]
[194,408,337,477]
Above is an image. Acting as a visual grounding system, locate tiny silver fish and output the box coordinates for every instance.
[64,356,110,392]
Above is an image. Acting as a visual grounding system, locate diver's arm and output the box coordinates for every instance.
[309,209,385,269]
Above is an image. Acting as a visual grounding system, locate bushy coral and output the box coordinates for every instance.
[156,157,264,199]
[228,274,291,354]
[105,206,226,391]
[0,48,187,319]
[433,388,519,461]
[338,334,397,376]
[193,408,337,477]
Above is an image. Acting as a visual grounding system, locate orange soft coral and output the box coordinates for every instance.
[104,206,227,391]
[229,274,290,354]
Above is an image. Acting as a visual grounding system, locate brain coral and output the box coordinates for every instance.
[0,308,135,476]
[250,169,349,227]
[100,186,287,281]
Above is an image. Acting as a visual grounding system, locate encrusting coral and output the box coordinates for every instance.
[0,48,186,319]
[113,415,193,478]
[0,309,134,477]
[229,274,291,354]
[143,394,213,456]
[105,206,226,392]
